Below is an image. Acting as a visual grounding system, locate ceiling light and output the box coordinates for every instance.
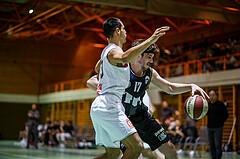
[29,9,34,14]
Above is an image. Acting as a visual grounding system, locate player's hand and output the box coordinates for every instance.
[191,84,209,99]
[150,26,170,43]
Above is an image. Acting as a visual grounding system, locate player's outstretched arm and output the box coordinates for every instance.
[87,75,98,91]
[108,26,170,65]
[151,69,209,99]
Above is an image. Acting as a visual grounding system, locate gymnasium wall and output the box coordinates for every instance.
[0,31,102,95]
[0,103,51,140]
[0,103,31,140]
[0,31,103,139]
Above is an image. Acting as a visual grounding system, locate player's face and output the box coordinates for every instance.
[120,22,127,43]
[140,53,154,71]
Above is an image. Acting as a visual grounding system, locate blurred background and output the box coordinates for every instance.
[0,0,240,154]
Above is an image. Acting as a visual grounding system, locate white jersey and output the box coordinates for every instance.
[97,43,130,99]
[91,43,136,148]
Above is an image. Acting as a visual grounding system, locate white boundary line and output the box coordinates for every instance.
[0,152,46,159]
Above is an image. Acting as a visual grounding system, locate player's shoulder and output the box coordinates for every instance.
[150,67,158,75]
[148,67,153,72]
[109,47,123,55]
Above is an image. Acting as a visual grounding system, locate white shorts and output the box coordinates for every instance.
[143,141,151,149]
[90,94,137,148]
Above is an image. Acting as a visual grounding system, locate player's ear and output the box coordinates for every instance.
[115,27,120,35]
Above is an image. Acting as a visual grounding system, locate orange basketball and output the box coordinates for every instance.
[184,95,208,120]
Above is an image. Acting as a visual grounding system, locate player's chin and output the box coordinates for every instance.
[123,37,127,43]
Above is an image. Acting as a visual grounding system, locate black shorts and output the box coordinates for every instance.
[129,110,169,151]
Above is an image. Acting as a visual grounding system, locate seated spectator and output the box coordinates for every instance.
[52,120,60,145]
[162,117,172,130]
[175,64,183,76]
[64,120,75,137]
[39,117,50,144]
[212,42,221,57]
[57,120,74,147]
[158,47,171,64]
[226,53,238,69]
[171,44,182,59]
[226,38,237,54]
[168,119,185,145]
[215,57,224,71]
[185,115,198,139]
[57,120,65,147]
[168,110,180,131]
[19,122,28,145]
[177,115,198,155]
[44,119,53,146]
[160,100,179,124]
[37,124,44,144]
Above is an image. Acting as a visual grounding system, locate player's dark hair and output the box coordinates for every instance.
[103,17,122,38]
[132,39,159,56]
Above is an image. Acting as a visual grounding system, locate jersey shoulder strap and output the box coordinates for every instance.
[146,67,153,89]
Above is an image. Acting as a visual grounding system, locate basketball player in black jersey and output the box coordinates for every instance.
[87,39,209,159]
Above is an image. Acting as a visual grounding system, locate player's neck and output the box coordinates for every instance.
[108,38,123,48]
[130,63,144,76]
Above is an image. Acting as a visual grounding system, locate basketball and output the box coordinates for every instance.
[184,95,208,120]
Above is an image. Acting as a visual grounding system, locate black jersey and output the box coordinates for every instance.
[122,67,152,116]
[121,67,170,152]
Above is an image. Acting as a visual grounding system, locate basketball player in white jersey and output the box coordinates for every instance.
[90,17,170,159]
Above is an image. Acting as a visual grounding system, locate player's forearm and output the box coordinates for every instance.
[153,78,192,95]
[116,26,169,63]
[121,38,154,63]
[87,75,98,91]
[152,68,192,95]
[167,83,193,94]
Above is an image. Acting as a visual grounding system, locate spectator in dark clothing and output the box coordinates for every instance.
[162,117,172,130]
[57,120,74,147]
[26,104,39,149]
[52,120,60,145]
[168,119,184,144]
[211,42,221,57]
[63,120,74,136]
[185,115,198,139]
[161,101,179,123]
[177,115,198,155]
[44,120,53,146]
[207,90,228,159]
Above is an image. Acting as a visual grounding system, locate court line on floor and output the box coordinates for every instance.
[0,152,46,159]
[0,144,97,157]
